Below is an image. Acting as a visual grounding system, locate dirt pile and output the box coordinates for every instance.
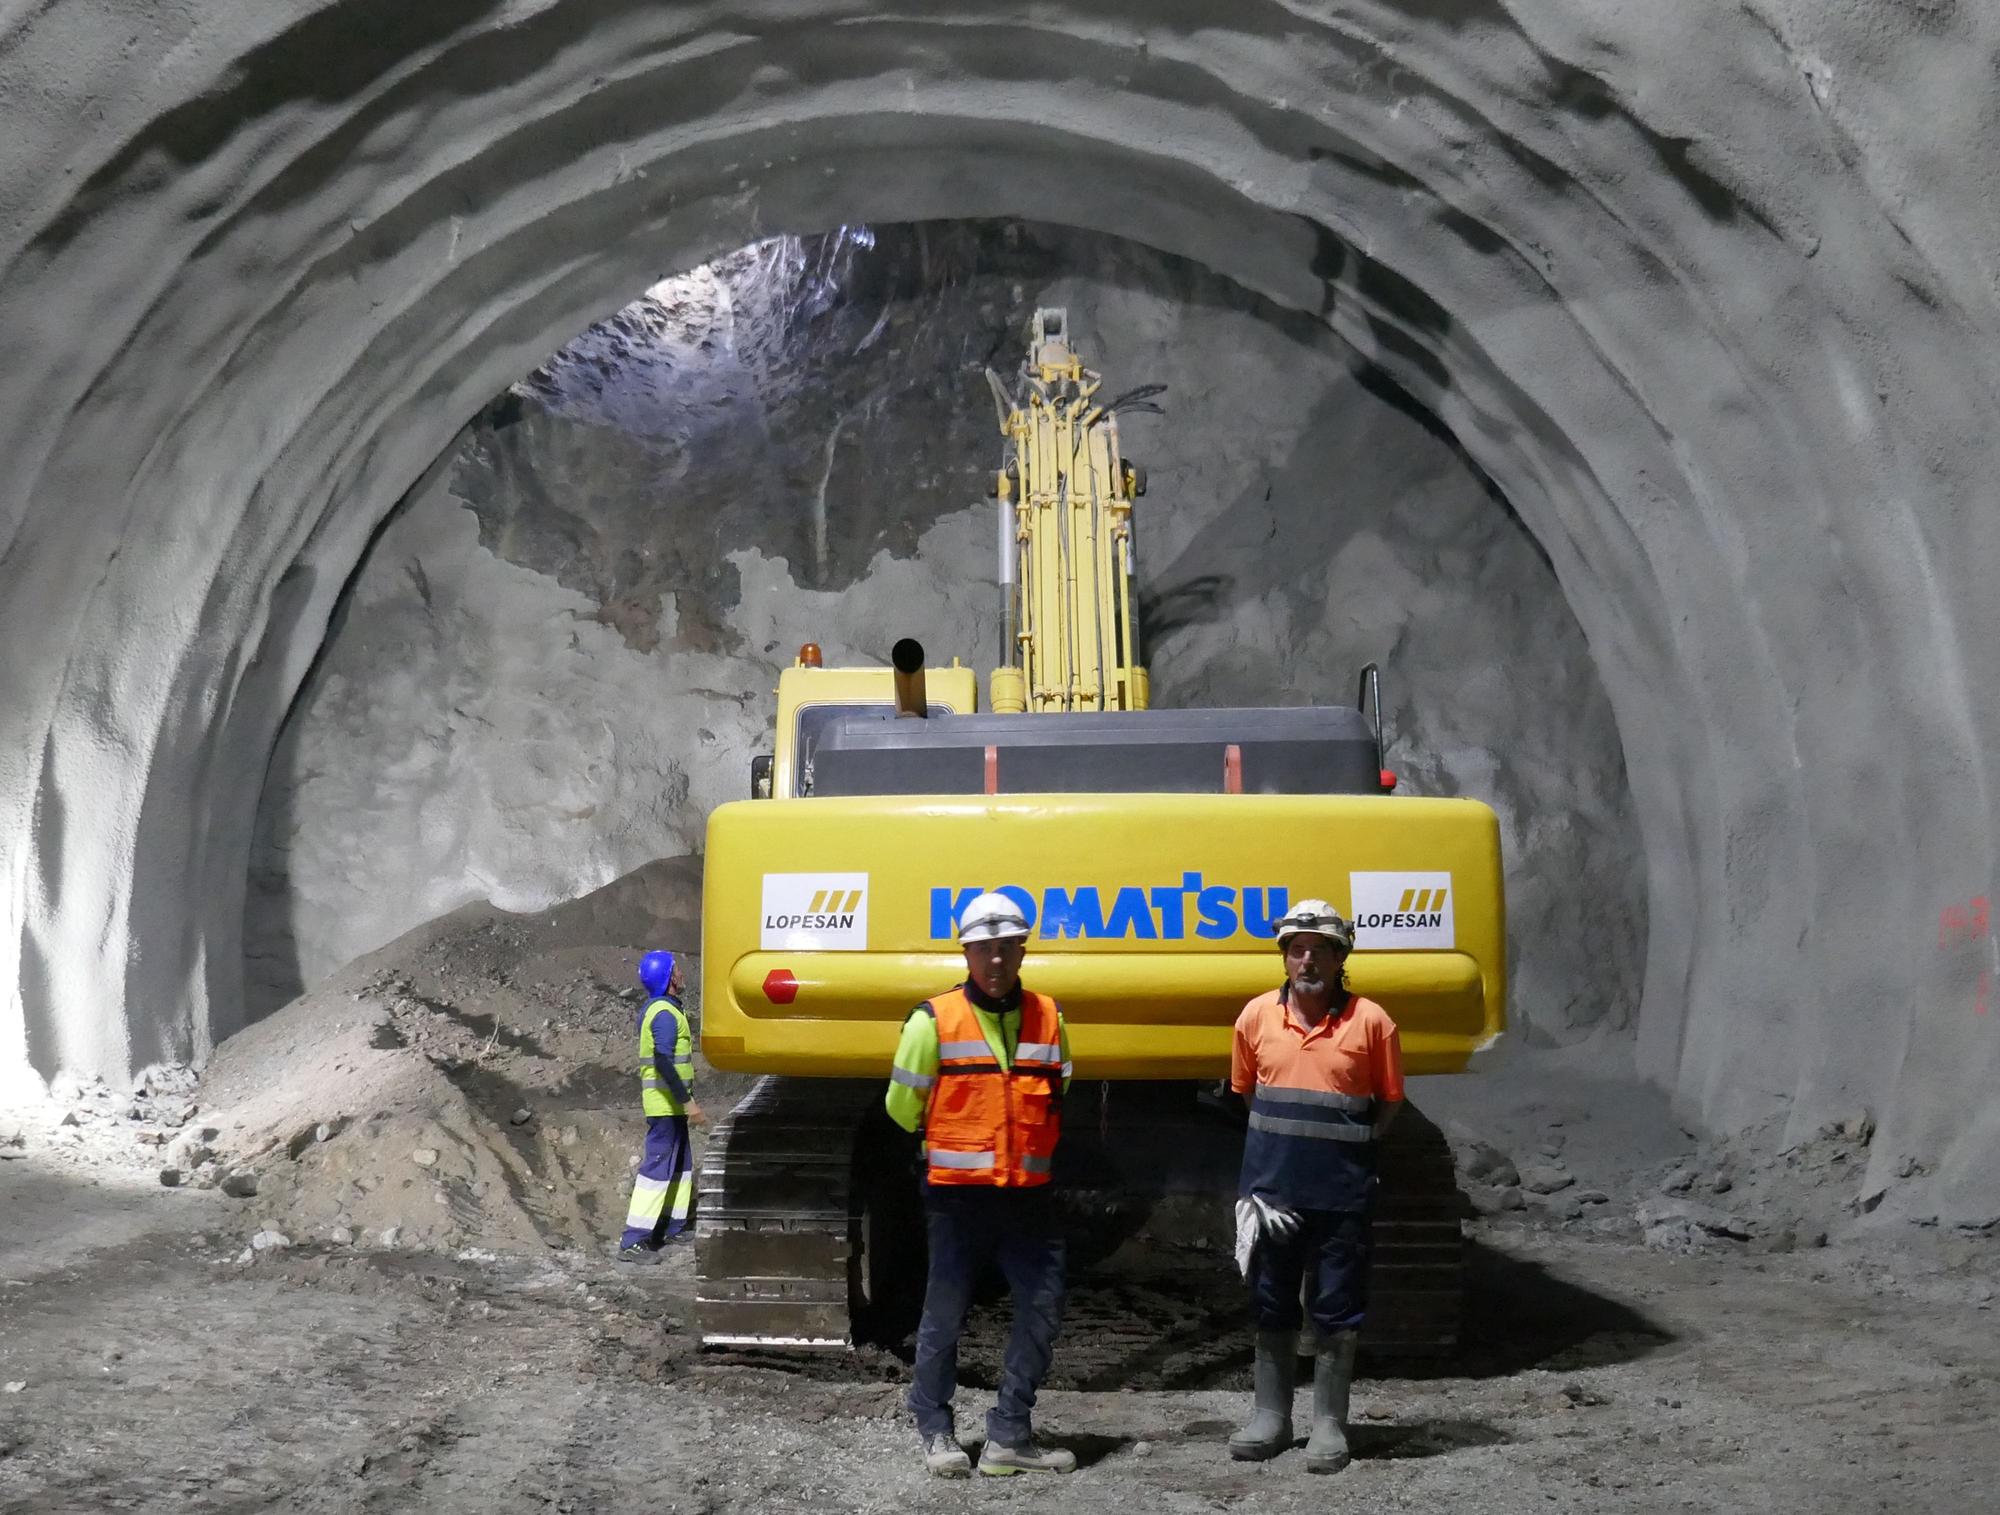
[191,857,743,1258]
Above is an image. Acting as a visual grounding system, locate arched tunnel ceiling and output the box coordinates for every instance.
[2,3,1997,1221]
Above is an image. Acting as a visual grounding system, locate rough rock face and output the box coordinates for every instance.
[3,4,2000,1227]
[247,223,1641,1040]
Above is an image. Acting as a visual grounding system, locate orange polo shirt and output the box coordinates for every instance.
[1230,986,1404,1105]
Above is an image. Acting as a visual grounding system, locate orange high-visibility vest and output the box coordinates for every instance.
[922,987,1064,1188]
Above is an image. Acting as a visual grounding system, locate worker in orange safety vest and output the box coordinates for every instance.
[883,891,1077,1479]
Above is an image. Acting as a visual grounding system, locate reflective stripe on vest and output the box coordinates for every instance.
[921,987,1063,1188]
[1013,1040,1062,1069]
[928,1147,998,1169]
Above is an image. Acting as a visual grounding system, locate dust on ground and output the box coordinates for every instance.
[5,865,1999,1511]
[5,1166,1998,1513]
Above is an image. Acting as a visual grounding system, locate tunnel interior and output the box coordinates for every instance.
[3,1,1998,1232]
[243,219,1646,1052]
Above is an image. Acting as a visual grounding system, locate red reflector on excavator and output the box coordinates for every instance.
[1380,769,1399,791]
[762,969,800,1005]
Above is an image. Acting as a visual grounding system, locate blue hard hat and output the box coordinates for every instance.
[637,950,677,997]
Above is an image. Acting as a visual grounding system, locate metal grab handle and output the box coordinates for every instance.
[1357,662,1386,772]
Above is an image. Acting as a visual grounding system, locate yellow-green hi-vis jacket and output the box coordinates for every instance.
[639,996,695,1117]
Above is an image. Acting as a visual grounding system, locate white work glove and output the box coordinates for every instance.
[1232,1195,1302,1278]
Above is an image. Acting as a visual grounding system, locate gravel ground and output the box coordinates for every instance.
[6,873,1996,1511]
[4,1135,1998,1515]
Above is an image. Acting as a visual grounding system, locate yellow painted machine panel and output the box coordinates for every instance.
[701,792,1505,1079]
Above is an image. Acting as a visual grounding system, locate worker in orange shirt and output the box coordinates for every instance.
[1227,900,1403,1473]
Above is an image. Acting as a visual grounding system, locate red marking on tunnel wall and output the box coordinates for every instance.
[1936,895,1993,1018]
[1938,895,1989,949]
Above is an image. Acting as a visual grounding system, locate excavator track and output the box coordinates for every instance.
[1362,1104,1468,1360]
[693,1076,878,1348]
[695,1078,1466,1361]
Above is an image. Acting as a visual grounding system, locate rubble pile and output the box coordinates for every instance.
[183,858,736,1262]
[1451,1098,1999,1283]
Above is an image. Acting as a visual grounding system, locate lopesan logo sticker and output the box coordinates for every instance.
[930,876,1290,942]
[1348,871,1455,949]
[761,873,869,951]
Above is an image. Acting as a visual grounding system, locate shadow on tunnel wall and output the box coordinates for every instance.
[240,447,457,1026]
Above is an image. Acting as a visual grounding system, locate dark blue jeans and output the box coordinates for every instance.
[907,1184,1066,1445]
[1249,1208,1371,1338]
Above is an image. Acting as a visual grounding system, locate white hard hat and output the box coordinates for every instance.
[1273,899,1354,952]
[958,891,1031,943]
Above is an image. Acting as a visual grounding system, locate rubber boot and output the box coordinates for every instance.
[1305,1330,1357,1474]
[1228,1330,1297,1460]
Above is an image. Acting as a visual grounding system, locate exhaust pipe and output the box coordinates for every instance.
[891,638,928,719]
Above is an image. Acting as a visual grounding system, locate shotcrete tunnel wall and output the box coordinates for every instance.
[2,3,1997,1224]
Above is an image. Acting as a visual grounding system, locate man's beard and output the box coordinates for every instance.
[1292,969,1327,996]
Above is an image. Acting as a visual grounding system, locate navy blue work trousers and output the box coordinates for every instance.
[907,1183,1066,1445]
[1249,1208,1371,1339]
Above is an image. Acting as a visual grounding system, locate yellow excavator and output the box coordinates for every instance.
[695,309,1505,1357]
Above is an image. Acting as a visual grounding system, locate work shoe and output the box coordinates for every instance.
[616,1242,663,1265]
[1228,1329,1297,1460]
[1305,1330,1357,1474]
[922,1432,971,1478]
[977,1439,1077,1475]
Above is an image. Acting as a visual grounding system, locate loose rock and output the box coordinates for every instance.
[171,1138,216,1169]
[158,1168,183,1188]
[220,1169,261,1199]
[412,1148,440,1168]
[1458,1139,1518,1188]
[1471,1184,1526,1216]
[250,1229,292,1252]
[1521,1164,1575,1195]
[1543,1192,1586,1222]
